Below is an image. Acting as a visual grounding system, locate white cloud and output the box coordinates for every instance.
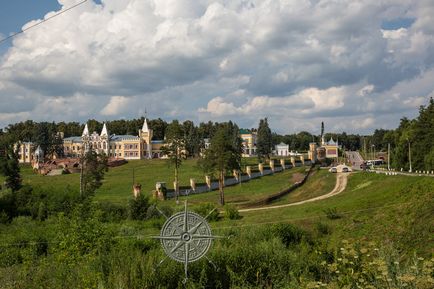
[101,96,131,116]
[0,0,433,134]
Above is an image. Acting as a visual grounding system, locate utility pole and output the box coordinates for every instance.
[387,143,390,170]
[408,140,412,173]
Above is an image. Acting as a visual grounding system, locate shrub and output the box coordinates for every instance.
[37,202,48,221]
[0,210,9,224]
[128,194,150,220]
[315,222,332,235]
[323,207,342,220]
[271,223,306,247]
[224,204,241,220]
[97,201,127,222]
[194,203,220,221]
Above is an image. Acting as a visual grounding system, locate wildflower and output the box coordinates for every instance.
[417,257,424,261]
[354,255,359,259]
[394,261,399,265]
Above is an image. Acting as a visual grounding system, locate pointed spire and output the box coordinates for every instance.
[82,123,89,136]
[142,118,149,133]
[101,123,108,136]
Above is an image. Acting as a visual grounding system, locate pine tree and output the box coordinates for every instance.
[257,118,273,161]
[199,122,242,205]
[0,144,22,192]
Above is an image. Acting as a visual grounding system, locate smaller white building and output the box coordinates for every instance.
[275,142,289,156]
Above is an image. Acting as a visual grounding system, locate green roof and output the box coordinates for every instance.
[239,128,251,134]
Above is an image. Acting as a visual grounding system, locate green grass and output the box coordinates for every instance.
[270,168,336,205]
[168,167,307,206]
[210,172,434,254]
[5,159,308,205]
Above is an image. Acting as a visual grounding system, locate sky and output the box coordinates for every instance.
[0,0,433,135]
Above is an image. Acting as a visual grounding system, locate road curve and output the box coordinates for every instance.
[239,172,349,213]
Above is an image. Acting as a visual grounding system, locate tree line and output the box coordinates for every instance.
[364,98,434,171]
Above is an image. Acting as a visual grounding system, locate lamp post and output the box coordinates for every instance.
[387,143,390,171]
[407,139,412,173]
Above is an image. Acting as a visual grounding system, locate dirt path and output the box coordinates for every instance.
[239,172,349,212]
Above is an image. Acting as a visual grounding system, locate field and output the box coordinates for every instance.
[1,159,308,205]
[1,159,433,288]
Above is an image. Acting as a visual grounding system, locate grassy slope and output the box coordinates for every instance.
[212,172,434,255]
[4,162,433,255]
[165,167,307,206]
[4,160,307,205]
[270,168,336,205]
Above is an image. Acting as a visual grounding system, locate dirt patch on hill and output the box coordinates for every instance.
[292,173,306,183]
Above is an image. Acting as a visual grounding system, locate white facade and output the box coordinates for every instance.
[275,142,289,156]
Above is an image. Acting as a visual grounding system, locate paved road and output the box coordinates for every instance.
[346,151,364,171]
[239,172,349,212]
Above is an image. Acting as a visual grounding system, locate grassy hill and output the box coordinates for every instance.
[1,160,433,288]
[1,159,307,205]
[213,172,434,255]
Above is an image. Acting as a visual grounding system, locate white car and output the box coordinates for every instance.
[329,167,337,173]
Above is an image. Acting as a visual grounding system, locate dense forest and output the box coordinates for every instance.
[364,98,434,171]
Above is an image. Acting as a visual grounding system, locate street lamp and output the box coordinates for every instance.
[407,139,412,173]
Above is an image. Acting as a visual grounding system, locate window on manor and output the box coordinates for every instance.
[103,142,106,149]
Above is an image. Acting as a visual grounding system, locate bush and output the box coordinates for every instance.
[271,223,306,247]
[37,202,48,221]
[0,210,9,224]
[194,203,220,221]
[224,204,241,220]
[97,201,127,222]
[323,207,342,220]
[315,222,332,235]
[128,194,150,220]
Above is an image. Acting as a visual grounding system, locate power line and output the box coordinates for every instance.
[0,0,89,45]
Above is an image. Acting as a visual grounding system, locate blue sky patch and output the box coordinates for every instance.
[381,18,415,30]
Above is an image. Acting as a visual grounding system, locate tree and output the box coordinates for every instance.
[183,120,200,157]
[161,120,186,202]
[149,118,168,140]
[256,118,273,161]
[0,143,22,192]
[79,151,108,198]
[199,122,242,205]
